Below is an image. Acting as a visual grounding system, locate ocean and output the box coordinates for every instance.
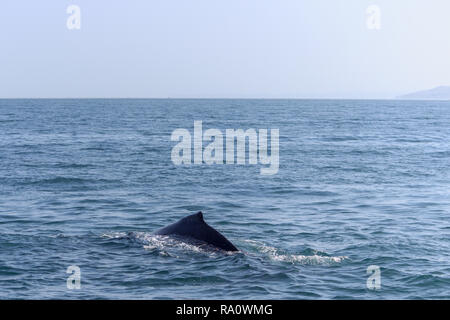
[0,99,449,299]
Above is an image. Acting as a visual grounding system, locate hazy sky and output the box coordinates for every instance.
[1,0,450,98]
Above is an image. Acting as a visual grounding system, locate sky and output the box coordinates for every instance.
[1,0,450,99]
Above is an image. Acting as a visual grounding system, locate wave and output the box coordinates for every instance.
[243,240,348,265]
[21,176,120,186]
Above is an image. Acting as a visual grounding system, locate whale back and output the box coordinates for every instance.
[155,212,238,252]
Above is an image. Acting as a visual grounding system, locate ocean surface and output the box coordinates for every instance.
[0,99,449,299]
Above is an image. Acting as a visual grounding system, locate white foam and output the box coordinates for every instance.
[244,240,347,265]
[120,232,233,257]
[101,232,128,239]
[101,232,345,264]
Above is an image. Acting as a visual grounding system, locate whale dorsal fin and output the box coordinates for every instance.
[154,211,238,251]
[182,211,204,223]
[195,211,203,221]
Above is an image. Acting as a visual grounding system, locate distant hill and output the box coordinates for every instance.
[397,86,450,100]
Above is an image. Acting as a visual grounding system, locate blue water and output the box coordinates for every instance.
[1,99,449,299]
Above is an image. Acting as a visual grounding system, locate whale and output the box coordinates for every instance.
[154,211,238,252]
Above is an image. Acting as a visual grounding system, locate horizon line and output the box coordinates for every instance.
[1,97,449,101]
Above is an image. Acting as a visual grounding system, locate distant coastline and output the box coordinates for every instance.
[397,86,450,100]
